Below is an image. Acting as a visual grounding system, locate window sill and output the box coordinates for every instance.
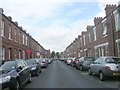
[2,36,5,38]
[9,38,12,41]
[103,34,108,38]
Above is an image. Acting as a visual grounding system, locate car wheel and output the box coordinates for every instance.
[36,69,40,76]
[76,66,78,69]
[10,80,20,90]
[39,69,42,73]
[16,80,20,90]
[80,66,83,71]
[28,73,32,83]
[88,69,92,75]
[99,72,105,81]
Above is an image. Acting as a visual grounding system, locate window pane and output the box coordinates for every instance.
[1,20,5,36]
[8,25,12,39]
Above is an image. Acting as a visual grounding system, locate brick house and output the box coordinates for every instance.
[86,25,95,57]
[0,8,50,61]
[63,3,120,58]
[112,3,120,57]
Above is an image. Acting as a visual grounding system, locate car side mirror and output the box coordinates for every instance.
[16,66,23,72]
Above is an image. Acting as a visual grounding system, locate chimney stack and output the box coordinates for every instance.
[8,16,12,21]
[87,25,94,31]
[0,8,4,14]
[94,17,103,25]
[105,4,116,16]
[14,21,18,26]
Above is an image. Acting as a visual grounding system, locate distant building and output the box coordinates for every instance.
[64,3,120,58]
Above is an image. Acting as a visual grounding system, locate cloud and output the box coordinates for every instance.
[95,0,119,17]
[32,18,93,52]
[0,0,119,52]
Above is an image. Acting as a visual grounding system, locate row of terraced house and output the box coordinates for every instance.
[63,3,120,58]
[0,8,50,62]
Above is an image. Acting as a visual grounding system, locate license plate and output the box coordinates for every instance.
[113,73,120,76]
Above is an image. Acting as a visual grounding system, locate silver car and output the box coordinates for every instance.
[66,59,72,65]
[88,56,120,81]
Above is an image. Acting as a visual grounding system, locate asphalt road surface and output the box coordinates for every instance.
[24,60,119,88]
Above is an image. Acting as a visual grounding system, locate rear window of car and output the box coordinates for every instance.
[26,59,36,64]
[0,61,16,71]
[105,58,120,63]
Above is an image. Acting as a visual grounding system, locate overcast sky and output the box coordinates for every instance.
[0,0,119,52]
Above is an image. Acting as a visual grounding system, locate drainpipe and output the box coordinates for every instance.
[0,8,3,66]
[0,8,3,90]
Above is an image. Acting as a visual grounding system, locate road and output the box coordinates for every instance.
[24,60,119,88]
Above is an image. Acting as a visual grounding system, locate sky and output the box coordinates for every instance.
[0,0,119,52]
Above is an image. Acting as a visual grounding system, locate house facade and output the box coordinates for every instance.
[63,3,120,58]
[0,8,50,61]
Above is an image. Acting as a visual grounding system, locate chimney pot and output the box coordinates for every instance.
[8,16,12,21]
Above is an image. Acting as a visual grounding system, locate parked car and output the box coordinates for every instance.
[64,58,68,63]
[47,58,52,64]
[88,56,120,81]
[76,57,95,71]
[66,59,72,65]
[71,57,80,67]
[38,58,48,68]
[0,59,31,90]
[26,58,42,76]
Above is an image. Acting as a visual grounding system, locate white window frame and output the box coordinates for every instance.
[118,42,120,57]
[89,33,91,43]
[80,37,82,49]
[102,18,107,36]
[19,32,21,44]
[116,39,120,57]
[2,47,5,60]
[8,25,12,40]
[14,49,17,59]
[14,28,17,42]
[19,50,21,59]
[26,36,27,46]
[113,8,120,31]
[93,27,97,41]
[23,34,25,45]
[23,50,25,60]
[1,20,5,37]
[83,35,86,46]
[8,48,12,59]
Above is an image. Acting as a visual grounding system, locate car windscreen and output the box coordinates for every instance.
[26,59,36,65]
[106,58,120,64]
[0,61,16,72]
[84,60,94,64]
[84,57,94,61]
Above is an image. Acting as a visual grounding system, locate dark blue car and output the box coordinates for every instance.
[0,59,32,90]
[26,58,42,76]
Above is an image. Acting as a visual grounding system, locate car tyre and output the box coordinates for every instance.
[28,73,32,83]
[99,72,105,81]
[39,69,42,73]
[88,69,92,75]
[9,80,20,90]
[36,69,40,76]
[80,66,83,71]
[16,80,20,90]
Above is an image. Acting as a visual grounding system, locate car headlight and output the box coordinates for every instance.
[31,67,36,70]
[0,76,11,84]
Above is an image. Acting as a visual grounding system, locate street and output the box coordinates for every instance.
[24,60,119,88]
